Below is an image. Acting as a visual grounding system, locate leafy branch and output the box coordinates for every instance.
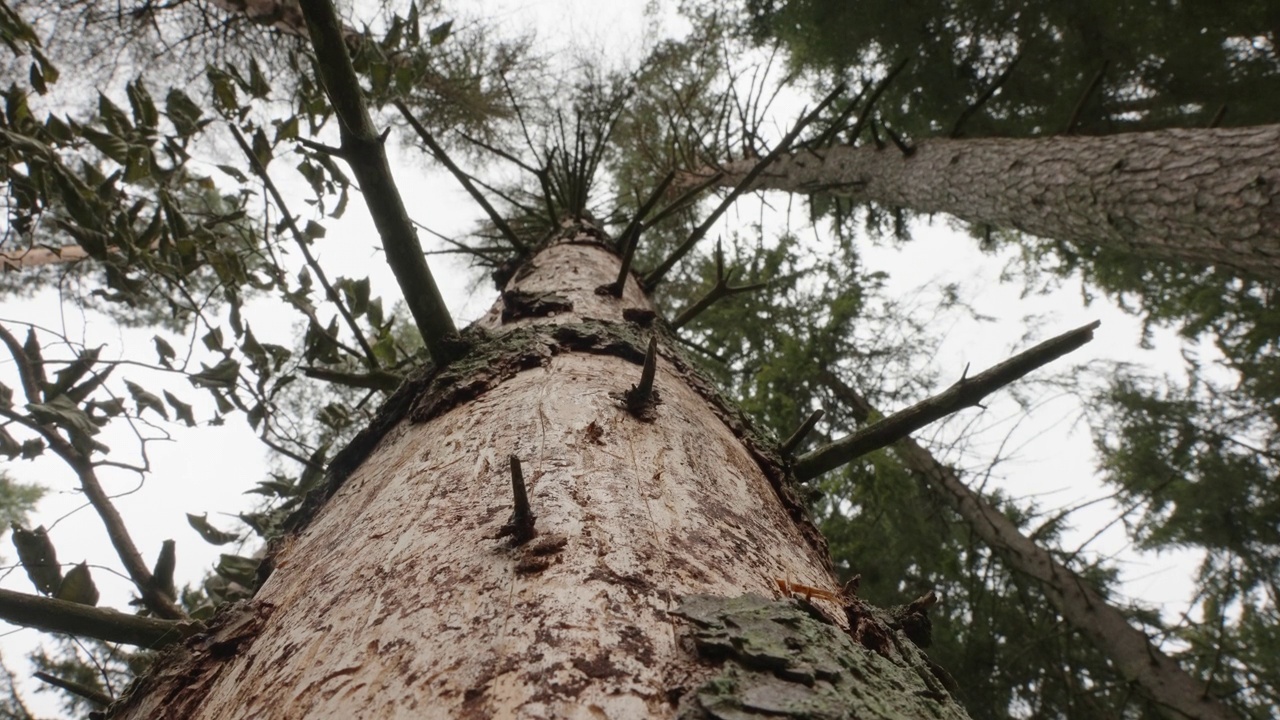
[297,0,458,364]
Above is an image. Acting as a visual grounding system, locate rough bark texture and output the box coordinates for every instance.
[109,222,969,719]
[699,125,1280,281]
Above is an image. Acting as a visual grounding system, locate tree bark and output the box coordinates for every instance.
[694,125,1280,281]
[109,222,970,719]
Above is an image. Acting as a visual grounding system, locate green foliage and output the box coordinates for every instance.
[740,0,1280,138]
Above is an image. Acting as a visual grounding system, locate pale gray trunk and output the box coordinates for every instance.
[822,372,1237,720]
[704,125,1280,281]
[110,223,970,719]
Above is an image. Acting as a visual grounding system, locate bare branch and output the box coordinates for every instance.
[34,671,113,707]
[0,587,188,648]
[643,84,845,290]
[847,58,910,147]
[605,171,676,297]
[951,54,1022,138]
[796,321,1101,481]
[395,100,527,255]
[669,240,768,329]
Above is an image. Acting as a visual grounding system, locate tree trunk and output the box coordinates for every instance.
[699,125,1280,281]
[821,371,1237,720]
[109,222,970,719]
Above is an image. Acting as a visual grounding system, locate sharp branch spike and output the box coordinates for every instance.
[780,408,825,458]
[497,454,536,545]
[623,337,660,415]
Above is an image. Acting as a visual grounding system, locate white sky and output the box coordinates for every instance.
[0,0,1213,715]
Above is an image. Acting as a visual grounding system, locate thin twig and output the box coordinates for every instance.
[644,84,846,290]
[646,171,725,228]
[394,100,527,255]
[1063,62,1108,135]
[229,124,379,369]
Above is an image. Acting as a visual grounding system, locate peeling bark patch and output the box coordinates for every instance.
[572,653,621,679]
[623,307,658,325]
[671,594,970,720]
[586,565,654,596]
[107,601,275,718]
[501,289,574,322]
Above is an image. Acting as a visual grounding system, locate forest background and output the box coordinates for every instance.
[0,0,1275,717]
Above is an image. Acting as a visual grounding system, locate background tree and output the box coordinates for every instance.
[716,0,1280,716]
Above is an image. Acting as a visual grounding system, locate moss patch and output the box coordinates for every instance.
[673,594,969,720]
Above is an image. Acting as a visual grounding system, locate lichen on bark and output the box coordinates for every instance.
[673,594,970,720]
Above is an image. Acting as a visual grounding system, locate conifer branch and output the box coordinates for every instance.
[796,321,1100,481]
[644,84,845,290]
[605,172,675,297]
[0,587,188,648]
[34,671,113,707]
[950,54,1022,138]
[395,100,527,255]
[297,0,458,365]
[228,124,379,369]
[669,240,768,329]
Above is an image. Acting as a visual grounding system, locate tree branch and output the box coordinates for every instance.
[0,587,188,648]
[796,321,1100,481]
[34,671,113,707]
[298,0,459,365]
[847,58,910,147]
[669,240,768,329]
[228,124,379,369]
[643,84,845,290]
[302,366,402,392]
[394,100,527,255]
[0,408,186,620]
[951,54,1022,138]
[606,171,675,297]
